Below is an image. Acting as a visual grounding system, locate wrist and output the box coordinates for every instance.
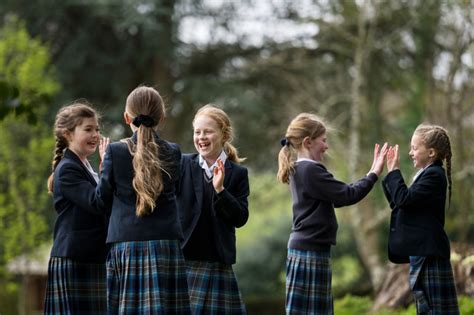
[215,186,224,194]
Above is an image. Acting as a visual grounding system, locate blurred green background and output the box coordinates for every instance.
[1,1,473,314]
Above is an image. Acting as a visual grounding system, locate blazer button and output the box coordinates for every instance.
[390,228,395,232]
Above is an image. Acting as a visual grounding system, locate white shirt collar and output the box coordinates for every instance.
[199,151,227,178]
[412,163,432,183]
[296,158,321,164]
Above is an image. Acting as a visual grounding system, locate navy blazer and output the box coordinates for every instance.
[97,133,184,243]
[50,149,108,263]
[176,154,249,265]
[382,160,451,264]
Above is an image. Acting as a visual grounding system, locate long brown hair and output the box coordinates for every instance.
[277,113,326,184]
[47,102,98,193]
[414,123,453,204]
[193,104,245,163]
[124,86,166,217]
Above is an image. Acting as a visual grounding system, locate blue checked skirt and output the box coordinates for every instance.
[409,256,459,314]
[286,248,332,315]
[186,260,246,315]
[44,256,107,314]
[107,240,191,315]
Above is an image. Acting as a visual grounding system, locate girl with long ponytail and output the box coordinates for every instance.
[97,86,190,314]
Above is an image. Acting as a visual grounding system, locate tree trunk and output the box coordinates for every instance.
[348,0,385,291]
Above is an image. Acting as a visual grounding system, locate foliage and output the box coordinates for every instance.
[234,172,292,298]
[0,16,59,122]
[0,17,58,282]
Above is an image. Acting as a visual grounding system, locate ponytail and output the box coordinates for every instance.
[277,113,327,185]
[124,86,167,217]
[224,142,246,164]
[127,125,164,217]
[277,144,294,184]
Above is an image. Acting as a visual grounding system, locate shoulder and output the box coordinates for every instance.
[55,155,81,176]
[181,153,199,163]
[227,159,248,175]
[296,160,327,174]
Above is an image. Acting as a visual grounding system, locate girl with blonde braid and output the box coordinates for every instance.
[383,124,459,314]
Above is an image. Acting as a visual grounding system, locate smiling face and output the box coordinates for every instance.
[67,117,100,161]
[306,132,329,162]
[193,114,225,166]
[409,133,435,169]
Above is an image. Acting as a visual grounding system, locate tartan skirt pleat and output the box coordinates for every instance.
[185,260,246,315]
[107,240,191,315]
[409,256,459,315]
[286,248,333,315]
[44,256,107,314]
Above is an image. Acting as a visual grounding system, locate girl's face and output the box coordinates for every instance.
[67,117,100,161]
[409,134,435,169]
[306,132,328,162]
[193,114,224,166]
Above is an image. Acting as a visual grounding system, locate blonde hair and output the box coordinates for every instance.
[124,86,166,217]
[193,104,245,163]
[277,113,326,184]
[47,102,98,193]
[414,123,453,204]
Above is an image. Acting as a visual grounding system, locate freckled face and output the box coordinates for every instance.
[193,115,224,166]
[409,134,434,169]
[67,117,100,161]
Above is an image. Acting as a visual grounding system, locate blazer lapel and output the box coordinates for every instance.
[64,149,97,187]
[190,156,204,211]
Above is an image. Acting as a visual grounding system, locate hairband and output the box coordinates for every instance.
[280,138,290,147]
[132,115,155,128]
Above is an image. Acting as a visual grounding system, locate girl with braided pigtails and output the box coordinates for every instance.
[45,102,108,314]
[383,124,459,314]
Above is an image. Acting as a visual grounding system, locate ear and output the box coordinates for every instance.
[124,112,132,125]
[302,136,311,149]
[428,148,436,158]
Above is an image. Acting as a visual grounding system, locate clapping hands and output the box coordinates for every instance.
[369,142,389,176]
[386,145,400,172]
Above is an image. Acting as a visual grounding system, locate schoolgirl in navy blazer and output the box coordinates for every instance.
[176,153,249,265]
[97,133,184,243]
[51,149,108,262]
[382,160,451,263]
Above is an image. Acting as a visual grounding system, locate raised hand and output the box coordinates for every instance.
[369,142,388,176]
[386,145,400,172]
[99,137,110,162]
[213,159,225,193]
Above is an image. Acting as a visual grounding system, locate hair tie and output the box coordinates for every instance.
[280,138,289,147]
[132,115,155,128]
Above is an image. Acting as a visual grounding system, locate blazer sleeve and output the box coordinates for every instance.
[306,164,378,208]
[382,180,396,210]
[383,169,443,209]
[96,145,114,214]
[213,167,249,228]
[57,163,103,214]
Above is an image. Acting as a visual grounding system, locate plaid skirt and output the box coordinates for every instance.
[44,256,107,314]
[286,248,332,315]
[409,256,459,314]
[186,260,246,315]
[107,240,190,315]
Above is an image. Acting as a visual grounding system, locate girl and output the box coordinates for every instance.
[383,124,459,314]
[277,113,387,315]
[176,104,249,314]
[97,86,190,314]
[45,103,108,314]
